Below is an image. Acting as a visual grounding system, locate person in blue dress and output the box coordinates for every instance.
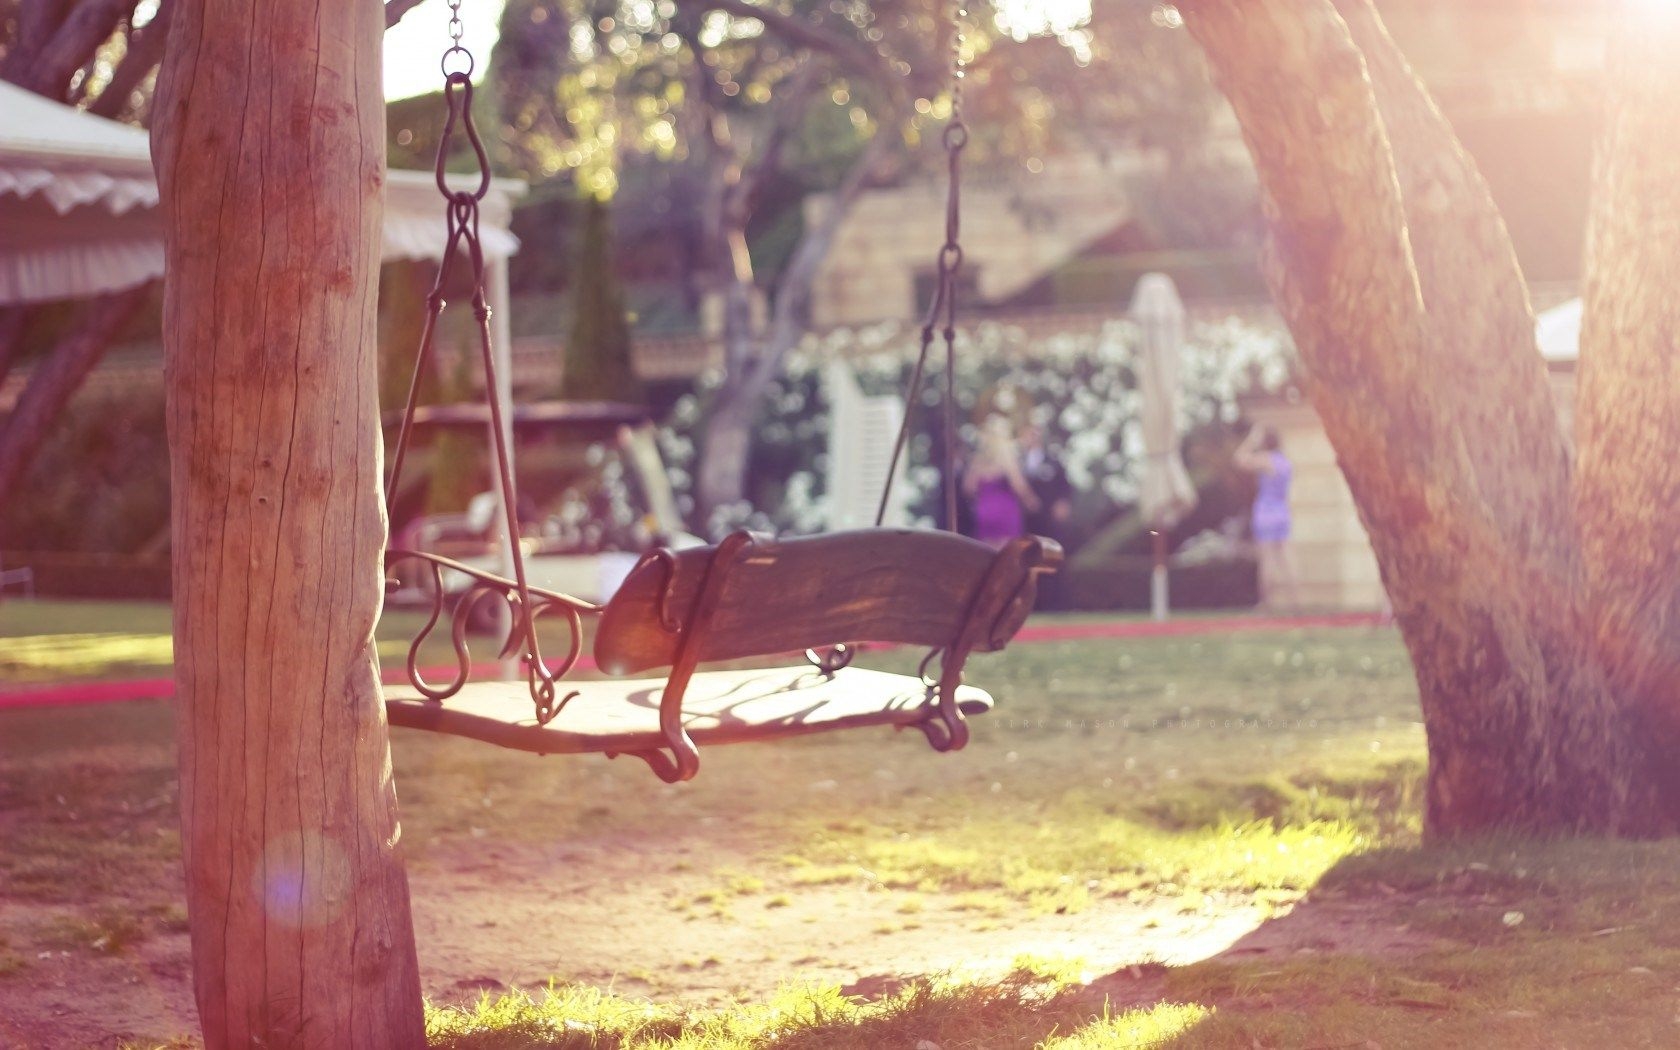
[1235,424,1300,612]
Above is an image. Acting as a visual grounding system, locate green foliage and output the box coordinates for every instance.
[428,354,486,516]
[378,259,439,411]
[560,195,646,404]
[37,907,148,955]
[468,0,1236,314]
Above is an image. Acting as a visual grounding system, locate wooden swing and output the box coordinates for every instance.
[381,3,1059,783]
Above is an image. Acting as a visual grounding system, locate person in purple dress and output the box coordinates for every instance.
[964,415,1040,548]
[1235,424,1300,611]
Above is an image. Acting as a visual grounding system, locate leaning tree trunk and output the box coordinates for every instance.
[152,1,426,1046]
[1179,0,1642,835]
[0,284,150,503]
[695,278,760,511]
[1574,10,1680,825]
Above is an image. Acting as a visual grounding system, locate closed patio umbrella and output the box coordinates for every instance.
[1130,272,1197,620]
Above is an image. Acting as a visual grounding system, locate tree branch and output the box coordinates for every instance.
[1573,6,1680,819]
[1332,0,1636,832]
[695,0,899,90]
[88,0,175,118]
[7,0,133,97]
[726,57,822,224]
[385,0,427,30]
[751,126,893,393]
[1332,0,1572,567]
[0,283,150,503]
[0,0,70,86]
[1181,0,1640,835]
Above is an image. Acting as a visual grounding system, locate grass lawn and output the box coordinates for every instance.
[0,598,469,684]
[3,602,1678,1047]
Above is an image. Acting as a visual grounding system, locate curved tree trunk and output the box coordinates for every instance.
[1331,0,1646,834]
[1574,10,1680,825]
[152,1,425,1046]
[1180,0,1642,836]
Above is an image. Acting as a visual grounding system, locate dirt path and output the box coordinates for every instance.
[0,831,1436,1049]
[407,837,1277,1003]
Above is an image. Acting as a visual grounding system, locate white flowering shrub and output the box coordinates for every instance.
[665,313,1293,540]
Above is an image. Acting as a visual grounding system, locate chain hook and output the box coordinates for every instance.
[386,0,556,725]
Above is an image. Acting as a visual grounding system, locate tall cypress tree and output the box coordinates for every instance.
[560,194,645,404]
[425,353,481,516]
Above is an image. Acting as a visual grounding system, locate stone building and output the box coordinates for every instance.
[804,152,1141,327]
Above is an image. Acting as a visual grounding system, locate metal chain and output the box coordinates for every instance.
[875,0,969,531]
[385,8,562,724]
[442,0,474,77]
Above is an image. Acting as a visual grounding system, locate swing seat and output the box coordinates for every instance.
[385,665,995,755]
[385,528,1061,782]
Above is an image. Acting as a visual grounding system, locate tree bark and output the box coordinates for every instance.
[1332,0,1645,832]
[1180,0,1640,835]
[1574,9,1680,825]
[152,1,425,1046]
[0,284,149,502]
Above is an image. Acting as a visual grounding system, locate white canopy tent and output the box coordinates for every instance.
[0,79,525,306]
[2,82,530,656]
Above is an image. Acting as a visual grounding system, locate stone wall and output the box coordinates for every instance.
[805,154,1140,326]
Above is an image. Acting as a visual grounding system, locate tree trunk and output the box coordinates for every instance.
[152,1,426,1046]
[1331,0,1646,832]
[695,280,765,525]
[1574,9,1680,825]
[0,285,149,503]
[1180,0,1642,836]
[693,130,891,523]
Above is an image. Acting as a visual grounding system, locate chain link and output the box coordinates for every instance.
[874,0,970,533]
[441,0,474,76]
[948,3,967,124]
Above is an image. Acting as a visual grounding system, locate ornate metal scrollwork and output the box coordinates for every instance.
[385,549,599,725]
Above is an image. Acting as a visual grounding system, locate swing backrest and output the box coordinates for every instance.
[594,529,1060,676]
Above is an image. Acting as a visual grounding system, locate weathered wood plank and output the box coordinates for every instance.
[595,529,1057,675]
[386,666,993,755]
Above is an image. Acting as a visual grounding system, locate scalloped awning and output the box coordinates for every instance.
[0,81,523,305]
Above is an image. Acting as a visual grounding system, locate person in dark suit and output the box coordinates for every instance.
[1020,424,1073,609]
